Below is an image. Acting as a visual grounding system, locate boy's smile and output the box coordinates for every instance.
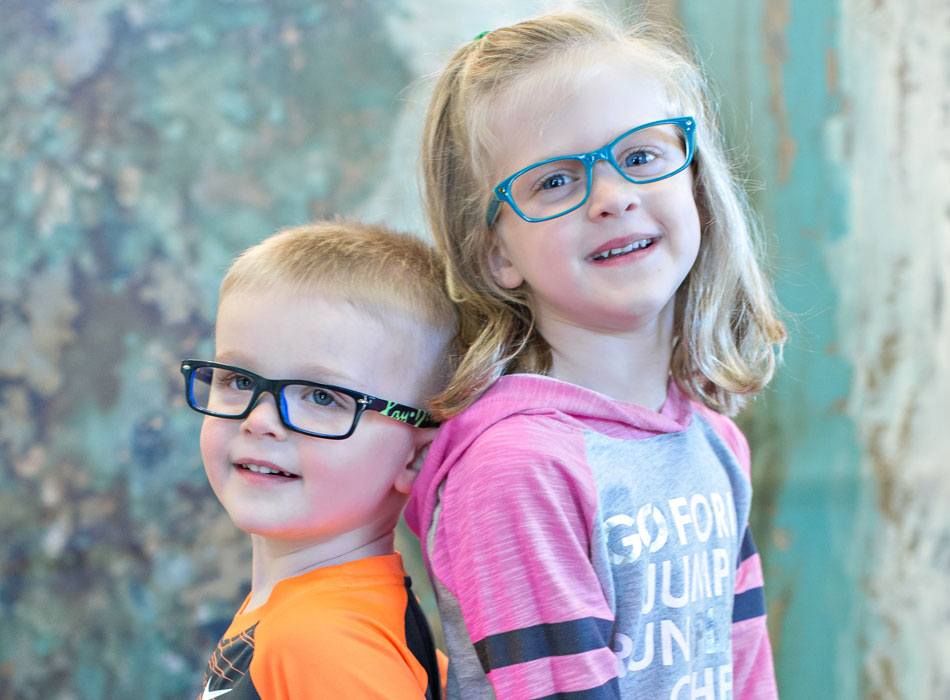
[234,459,297,479]
[199,287,428,552]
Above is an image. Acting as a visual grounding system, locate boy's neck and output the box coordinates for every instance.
[542,311,673,411]
[245,531,396,611]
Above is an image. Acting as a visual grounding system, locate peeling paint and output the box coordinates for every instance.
[762,0,797,183]
[679,0,948,696]
[828,0,950,697]
[1,1,417,695]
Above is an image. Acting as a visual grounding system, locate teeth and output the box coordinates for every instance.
[239,463,296,477]
[593,238,653,261]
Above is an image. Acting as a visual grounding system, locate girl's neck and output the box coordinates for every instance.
[541,309,674,411]
[245,531,396,612]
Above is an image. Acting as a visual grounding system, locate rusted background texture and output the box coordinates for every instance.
[1,0,947,698]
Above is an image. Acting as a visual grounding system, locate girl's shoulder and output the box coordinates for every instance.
[689,400,751,477]
[437,409,600,529]
[438,373,596,443]
[457,409,590,476]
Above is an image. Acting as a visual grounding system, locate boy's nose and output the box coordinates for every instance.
[241,393,289,439]
[586,161,641,220]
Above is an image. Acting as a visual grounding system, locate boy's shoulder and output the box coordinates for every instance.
[260,554,411,632]
[213,555,433,697]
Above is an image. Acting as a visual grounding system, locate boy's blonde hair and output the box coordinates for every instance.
[422,9,785,417]
[220,219,458,401]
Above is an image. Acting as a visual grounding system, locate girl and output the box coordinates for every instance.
[406,9,785,700]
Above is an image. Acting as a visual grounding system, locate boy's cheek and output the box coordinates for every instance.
[199,416,228,468]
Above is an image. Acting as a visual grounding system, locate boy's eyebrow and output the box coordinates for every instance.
[291,363,364,389]
[212,352,364,390]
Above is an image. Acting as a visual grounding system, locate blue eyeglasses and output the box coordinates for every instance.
[485,117,696,227]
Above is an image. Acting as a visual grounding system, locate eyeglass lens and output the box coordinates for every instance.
[189,365,358,437]
[508,122,688,221]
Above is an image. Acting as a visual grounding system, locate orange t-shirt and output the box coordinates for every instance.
[197,553,442,699]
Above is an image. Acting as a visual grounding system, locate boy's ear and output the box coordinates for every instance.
[488,237,524,289]
[393,439,432,495]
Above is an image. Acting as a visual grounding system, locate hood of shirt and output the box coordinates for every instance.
[405,373,697,539]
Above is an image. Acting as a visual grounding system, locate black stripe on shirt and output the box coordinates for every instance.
[733,585,766,623]
[736,527,757,569]
[534,676,621,700]
[473,617,613,674]
[403,577,442,700]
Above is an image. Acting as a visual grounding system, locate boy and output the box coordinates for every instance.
[181,220,455,699]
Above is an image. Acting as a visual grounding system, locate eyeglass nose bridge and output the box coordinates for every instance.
[571,146,634,210]
[242,378,291,425]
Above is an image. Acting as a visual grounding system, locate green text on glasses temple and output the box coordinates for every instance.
[485,117,695,227]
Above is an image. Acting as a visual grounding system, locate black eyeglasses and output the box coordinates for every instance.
[180,360,439,440]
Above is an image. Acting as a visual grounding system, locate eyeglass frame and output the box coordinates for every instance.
[485,116,696,227]
[180,360,439,440]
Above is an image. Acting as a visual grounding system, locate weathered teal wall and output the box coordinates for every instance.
[679,0,861,693]
[2,0,947,698]
[1,2,419,696]
[678,0,950,697]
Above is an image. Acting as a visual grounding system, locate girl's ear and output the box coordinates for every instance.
[488,237,525,289]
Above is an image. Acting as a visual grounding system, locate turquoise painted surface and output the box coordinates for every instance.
[1,1,416,697]
[681,1,866,696]
[681,1,950,697]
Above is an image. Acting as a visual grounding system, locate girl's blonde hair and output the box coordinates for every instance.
[422,9,785,418]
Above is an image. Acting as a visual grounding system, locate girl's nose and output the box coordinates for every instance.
[241,393,289,440]
[586,161,641,220]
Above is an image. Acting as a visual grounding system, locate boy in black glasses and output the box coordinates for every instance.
[183,220,454,700]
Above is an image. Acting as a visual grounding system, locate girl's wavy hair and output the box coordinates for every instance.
[422,9,785,418]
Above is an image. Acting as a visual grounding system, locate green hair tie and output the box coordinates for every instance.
[473,30,490,42]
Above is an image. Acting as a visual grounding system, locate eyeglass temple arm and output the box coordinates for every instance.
[362,397,440,428]
[486,194,503,228]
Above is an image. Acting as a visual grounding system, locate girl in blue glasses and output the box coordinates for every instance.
[406,8,785,700]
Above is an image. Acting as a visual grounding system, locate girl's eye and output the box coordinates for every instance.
[623,150,656,167]
[540,173,570,190]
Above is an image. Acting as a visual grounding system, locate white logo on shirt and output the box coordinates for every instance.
[201,681,233,700]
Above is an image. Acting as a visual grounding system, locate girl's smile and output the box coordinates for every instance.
[587,234,658,263]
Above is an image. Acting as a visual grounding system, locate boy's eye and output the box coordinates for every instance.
[305,388,338,407]
[216,371,255,391]
[233,374,254,390]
